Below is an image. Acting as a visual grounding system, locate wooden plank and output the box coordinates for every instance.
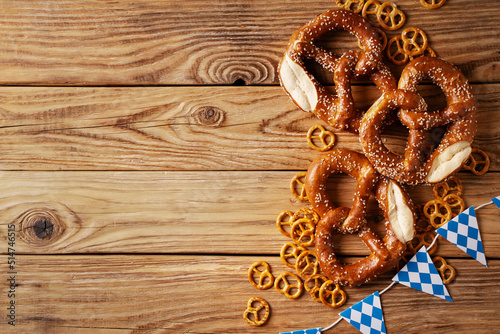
[0,84,498,171]
[0,0,498,85]
[0,255,498,333]
[0,170,498,257]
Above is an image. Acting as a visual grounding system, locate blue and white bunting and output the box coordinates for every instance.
[492,196,500,209]
[280,327,321,334]
[392,247,452,302]
[436,206,487,267]
[339,291,386,334]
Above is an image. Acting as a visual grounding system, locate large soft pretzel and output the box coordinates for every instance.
[305,149,415,287]
[359,56,477,184]
[305,148,379,233]
[278,9,388,132]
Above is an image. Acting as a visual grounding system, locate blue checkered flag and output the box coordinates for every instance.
[392,247,452,302]
[492,196,500,209]
[339,291,386,334]
[280,327,321,334]
[436,206,487,267]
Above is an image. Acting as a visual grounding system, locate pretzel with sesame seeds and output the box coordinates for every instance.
[306,149,415,287]
[305,149,379,232]
[359,87,429,185]
[278,9,393,133]
[360,56,477,184]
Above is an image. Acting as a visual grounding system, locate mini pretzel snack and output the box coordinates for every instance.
[243,297,270,326]
[248,261,274,290]
[244,3,490,329]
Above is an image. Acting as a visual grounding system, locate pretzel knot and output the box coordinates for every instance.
[360,56,477,184]
[305,149,415,287]
[243,297,270,326]
[278,9,394,133]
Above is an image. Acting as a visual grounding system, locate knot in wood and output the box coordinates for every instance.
[16,208,66,247]
[194,106,225,126]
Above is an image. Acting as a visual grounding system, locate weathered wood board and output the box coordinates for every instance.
[0,0,499,333]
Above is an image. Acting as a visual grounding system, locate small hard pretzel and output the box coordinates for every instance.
[280,242,307,268]
[386,35,409,65]
[278,9,387,132]
[243,297,270,326]
[361,0,382,27]
[248,261,274,290]
[409,46,436,61]
[432,256,456,284]
[401,27,428,57]
[276,210,294,238]
[443,193,465,217]
[408,230,438,255]
[319,280,348,308]
[463,148,490,175]
[307,124,336,152]
[292,207,320,225]
[396,249,415,271]
[295,249,320,279]
[416,215,433,233]
[424,198,452,229]
[304,274,329,303]
[360,56,477,185]
[413,206,433,235]
[274,272,304,299]
[290,218,316,247]
[376,2,406,31]
[307,149,415,286]
[336,0,365,13]
[290,172,308,201]
[420,0,447,9]
[432,176,463,199]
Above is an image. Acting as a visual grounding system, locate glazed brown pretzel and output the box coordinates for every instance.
[398,56,477,183]
[359,88,428,185]
[398,56,477,131]
[360,56,477,184]
[305,149,380,233]
[307,149,415,287]
[278,9,391,132]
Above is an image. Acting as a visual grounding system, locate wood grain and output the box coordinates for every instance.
[0,84,498,171]
[0,1,498,333]
[0,0,498,85]
[0,255,498,333]
[0,170,498,257]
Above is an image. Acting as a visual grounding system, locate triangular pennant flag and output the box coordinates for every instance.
[392,247,452,302]
[280,328,321,334]
[492,196,500,209]
[436,206,487,267]
[339,291,386,334]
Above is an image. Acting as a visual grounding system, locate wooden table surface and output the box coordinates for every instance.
[0,1,499,333]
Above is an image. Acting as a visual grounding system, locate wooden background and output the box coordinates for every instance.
[0,0,499,333]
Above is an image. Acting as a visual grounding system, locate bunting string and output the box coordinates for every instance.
[281,198,496,334]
